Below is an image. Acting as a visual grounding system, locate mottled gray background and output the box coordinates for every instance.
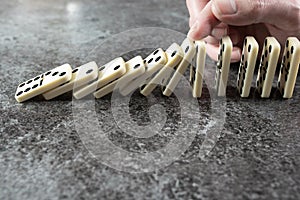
[0,0,300,199]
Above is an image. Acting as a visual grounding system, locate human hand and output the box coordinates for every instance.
[186,0,300,62]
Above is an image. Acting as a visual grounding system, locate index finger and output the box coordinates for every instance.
[188,1,220,40]
[186,0,210,26]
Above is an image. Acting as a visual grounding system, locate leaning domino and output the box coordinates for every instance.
[163,38,196,96]
[73,57,126,99]
[256,37,281,98]
[120,48,167,96]
[237,36,259,98]
[94,56,146,98]
[117,56,146,92]
[278,37,300,99]
[140,43,183,96]
[190,40,206,98]
[215,36,232,97]
[42,62,98,100]
[15,64,72,103]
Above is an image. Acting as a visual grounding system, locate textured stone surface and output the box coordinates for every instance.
[0,0,300,199]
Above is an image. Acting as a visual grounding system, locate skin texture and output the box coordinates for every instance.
[187,0,300,62]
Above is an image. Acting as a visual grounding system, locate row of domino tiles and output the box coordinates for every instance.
[228,36,299,99]
[15,36,299,103]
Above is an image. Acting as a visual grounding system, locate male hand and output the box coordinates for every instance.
[187,0,300,62]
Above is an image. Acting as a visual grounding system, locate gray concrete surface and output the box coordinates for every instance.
[0,0,300,199]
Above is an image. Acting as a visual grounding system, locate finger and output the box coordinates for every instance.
[215,23,228,29]
[211,0,300,31]
[204,25,240,45]
[209,26,245,47]
[204,35,220,45]
[231,47,242,63]
[187,0,211,27]
[209,23,229,40]
[211,27,228,40]
[205,43,220,61]
[188,1,220,40]
[186,0,210,14]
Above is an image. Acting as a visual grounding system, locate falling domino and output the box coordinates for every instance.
[15,64,72,103]
[42,62,98,100]
[162,38,196,97]
[140,43,183,96]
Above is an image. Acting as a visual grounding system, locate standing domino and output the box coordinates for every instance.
[256,37,281,98]
[215,36,232,97]
[73,57,126,99]
[42,62,98,100]
[163,38,196,96]
[278,37,300,99]
[120,48,167,96]
[237,36,259,98]
[93,56,146,98]
[190,40,206,98]
[15,64,72,103]
[140,43,183,96]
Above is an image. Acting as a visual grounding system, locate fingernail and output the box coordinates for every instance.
[187,20,200,40]
[213,0,237,15]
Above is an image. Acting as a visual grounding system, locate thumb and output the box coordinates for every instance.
[211,0,299,28]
